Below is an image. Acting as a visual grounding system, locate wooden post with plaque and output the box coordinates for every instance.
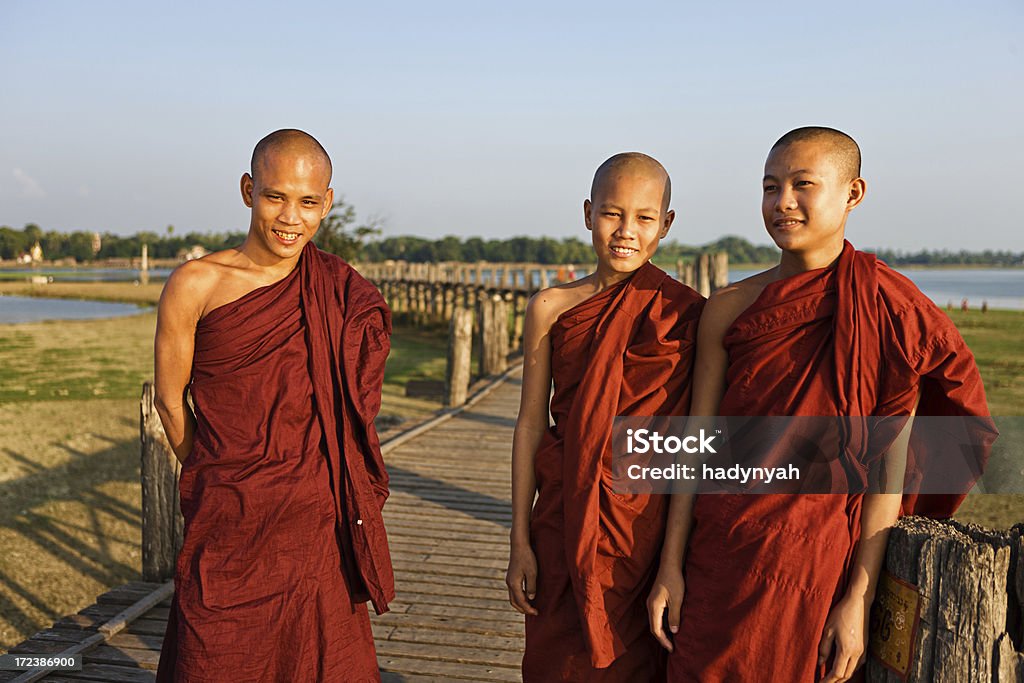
[866,517,1024,682]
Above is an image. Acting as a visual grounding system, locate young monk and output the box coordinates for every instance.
[506,153,705,681]
[648,127,995,682]
[154,129,392,682]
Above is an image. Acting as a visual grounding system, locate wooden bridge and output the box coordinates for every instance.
[1,368,525,683]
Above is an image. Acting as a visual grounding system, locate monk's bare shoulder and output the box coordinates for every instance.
[159,248,245,323]
[699,268,777,345]
[525,278,597,337]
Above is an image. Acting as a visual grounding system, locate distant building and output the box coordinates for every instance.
[91,232,102,255]
[29,242,43,262]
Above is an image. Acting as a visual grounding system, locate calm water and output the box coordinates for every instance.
[0,267,172,283]
[1,265,1021,322]
[730,267,1024,311]
[0,295,149,323]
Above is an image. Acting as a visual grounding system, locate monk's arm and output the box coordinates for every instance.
[649,291,733,649]
[820,394,918,683]
[154,264,207,464]
[506,294,555,615]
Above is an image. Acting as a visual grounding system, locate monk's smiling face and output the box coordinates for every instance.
[585,155,674,277]
[241,134,334,263]
[761,139,865,262]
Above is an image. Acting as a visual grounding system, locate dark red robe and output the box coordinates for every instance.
[667,241,996,682]
[524,263,704,682]
[157,244,393,682]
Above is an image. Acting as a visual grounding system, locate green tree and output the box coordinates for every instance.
[313,197,383,262]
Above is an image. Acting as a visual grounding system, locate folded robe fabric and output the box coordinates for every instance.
[667,241,997,682]
[524,262,704,681]
[157,244,393,683]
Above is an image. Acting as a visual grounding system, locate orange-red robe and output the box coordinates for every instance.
[524,262,704,682]
[157,244,393,683]
[667,241,996,682]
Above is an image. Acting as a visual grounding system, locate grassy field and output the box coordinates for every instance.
[0,284,1021,651]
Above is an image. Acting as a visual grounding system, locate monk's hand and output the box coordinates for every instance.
[818,593,868,683]
[647,564,685,652]
[506,540,538,616]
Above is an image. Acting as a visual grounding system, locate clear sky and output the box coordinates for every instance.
[2,0,1021,250]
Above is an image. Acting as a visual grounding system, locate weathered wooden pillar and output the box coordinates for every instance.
[710,252,729,291]
[442,285,455,321]
[676,259,685,283]
[445,307,473,406]
[391,282,404,314]
[140,382,184,582]
[416,282,428,324]
[683,262,695,289]
[695,253,711,297]
[478,294,509,376]
[866,517,1024,682]
[512,293,527,351]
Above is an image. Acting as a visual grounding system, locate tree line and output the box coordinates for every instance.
[2,211,1021,267]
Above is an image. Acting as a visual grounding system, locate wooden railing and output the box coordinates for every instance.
[357,254,730,297]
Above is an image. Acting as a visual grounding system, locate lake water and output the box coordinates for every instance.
[1,265,1021,322]
[729,267,1024,311]
[0,267,172,283]
[0,295,149,323]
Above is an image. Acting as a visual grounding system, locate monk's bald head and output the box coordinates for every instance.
[770,127,861,181]
[591,152,672,212]
[250,129,333,184]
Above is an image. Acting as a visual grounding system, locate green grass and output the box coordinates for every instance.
[0,310,450,415]
[945,309,1024,415]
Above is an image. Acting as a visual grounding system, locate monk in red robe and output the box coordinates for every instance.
[153,129,393,682]
[648,127,996,683]
[506,153,705,681]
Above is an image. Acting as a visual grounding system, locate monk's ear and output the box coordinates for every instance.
[583,199,593,231]
[661,209,676,238]
[241,173,254,208]
[321,188,335,220]
[846,177,866,212]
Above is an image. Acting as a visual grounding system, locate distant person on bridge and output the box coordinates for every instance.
[153,129,393,682]
[506,152,705,681]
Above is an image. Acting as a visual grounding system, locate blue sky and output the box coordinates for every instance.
[1,0,1021,249]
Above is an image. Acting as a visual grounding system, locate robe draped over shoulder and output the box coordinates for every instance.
[157,244,392,683]
[524,262,704,681]
[668,241,996,682]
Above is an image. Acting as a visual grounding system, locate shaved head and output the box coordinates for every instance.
[591,152,671,212]
[770,127,861,181]
[250,129,332,184]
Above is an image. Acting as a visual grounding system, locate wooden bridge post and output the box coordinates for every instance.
[695,253,711,297]
[445,307,474,406]
[512,292,527,352]
[478,294,509,376]
[710,252,730,292]
[683,262,695,289]
[140,382,184,582]
[442,286,455,321]
[865,517,1024,682]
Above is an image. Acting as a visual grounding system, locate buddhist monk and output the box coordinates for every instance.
[648,127,995,682]
[153,129,393,682]
[506,153,705,681]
